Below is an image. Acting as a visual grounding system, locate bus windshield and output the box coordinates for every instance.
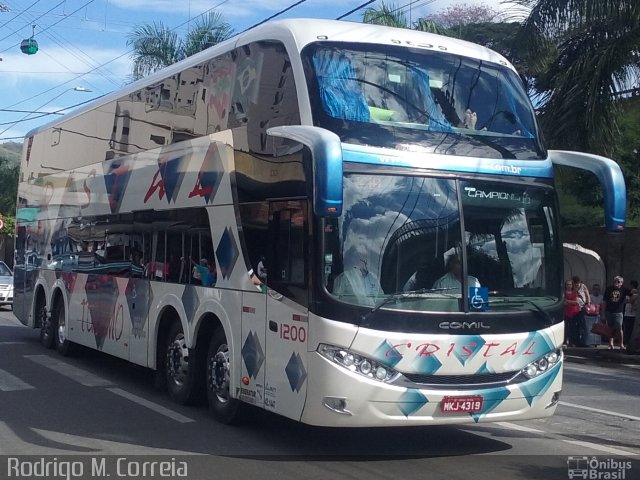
[303,42,544,160]
[322,174,562,312]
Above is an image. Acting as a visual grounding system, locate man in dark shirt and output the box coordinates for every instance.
[603,276,629,350]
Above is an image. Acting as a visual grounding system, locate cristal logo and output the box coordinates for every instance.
[438,321,490,330]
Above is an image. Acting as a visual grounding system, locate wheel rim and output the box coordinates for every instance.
[209,343,230,404]
[57,314,66,345]
[166,332,189,388]
[39,306,51,341]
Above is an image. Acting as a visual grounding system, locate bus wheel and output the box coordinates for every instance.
[39,303,54,349]
[206,328,241,424]
[54,301,74,356]
[165,322,198,405]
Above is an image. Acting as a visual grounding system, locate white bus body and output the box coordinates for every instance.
[15,19,625,427]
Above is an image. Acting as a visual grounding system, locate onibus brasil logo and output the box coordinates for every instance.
[567,456,633,479]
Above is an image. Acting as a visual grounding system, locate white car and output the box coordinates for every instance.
[0,261,13,310]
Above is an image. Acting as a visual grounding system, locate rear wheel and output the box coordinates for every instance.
[38,302,54,349]
[54,301,74,356]
[206,328,241,424]
[165,322,200,405]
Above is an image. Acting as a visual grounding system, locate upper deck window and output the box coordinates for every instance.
[303,42,544,160]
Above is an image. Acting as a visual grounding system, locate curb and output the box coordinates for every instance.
[563,346,640,366]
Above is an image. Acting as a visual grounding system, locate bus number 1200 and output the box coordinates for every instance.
[280,324,306,343]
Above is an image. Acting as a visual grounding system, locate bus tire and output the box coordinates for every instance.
[39,303,54,349]
[165,322,199,405]
[206,328,241,424]
[54,301,74,356]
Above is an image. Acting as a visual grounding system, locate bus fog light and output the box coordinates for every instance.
[323,397,351,415]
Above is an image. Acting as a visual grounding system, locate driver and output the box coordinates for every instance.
[432,255,480,291]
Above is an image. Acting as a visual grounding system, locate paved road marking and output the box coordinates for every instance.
[25,355,114,387]
[562,439,638,457]
[107,388,195,423]
[0,368,35,391]
[494,422,545,434]
[559,401,640,422]
[0,341,28,345]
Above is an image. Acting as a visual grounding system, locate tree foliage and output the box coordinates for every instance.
[426,2,499,29]
[513,0,640,157]
[127,12,233,81]
[0,153,18,220]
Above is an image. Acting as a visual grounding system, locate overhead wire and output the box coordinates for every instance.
[2,0,439,140]
[0,0,42,30]
[0,0,67,46]
[0,0,231,133]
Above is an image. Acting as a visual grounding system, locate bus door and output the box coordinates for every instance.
[264,200,309,420]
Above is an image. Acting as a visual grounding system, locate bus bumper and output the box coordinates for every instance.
[299,352,563,427]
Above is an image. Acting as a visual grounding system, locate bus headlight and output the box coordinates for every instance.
[521,348,563,379]
[318,344,397,382]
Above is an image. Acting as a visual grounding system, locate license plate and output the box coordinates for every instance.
[440,395,483,413]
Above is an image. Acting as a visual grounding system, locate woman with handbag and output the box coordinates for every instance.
[564,280,581,346]
[572,276,590,347]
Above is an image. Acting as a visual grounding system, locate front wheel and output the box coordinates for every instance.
[206,328,241,424]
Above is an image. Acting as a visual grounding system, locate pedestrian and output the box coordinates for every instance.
[590,283,604,308]
[571,275,590,347]
[623,280,638,351]
[563,279,580,346]
[602,276,629,350]
[589,283,605,343]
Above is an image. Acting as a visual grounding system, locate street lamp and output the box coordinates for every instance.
[0,86,93,138]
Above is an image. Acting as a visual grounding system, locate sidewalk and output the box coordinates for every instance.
[564,344,640,366]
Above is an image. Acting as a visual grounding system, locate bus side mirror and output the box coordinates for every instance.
[548,150,626,232]
[267,126,343,217]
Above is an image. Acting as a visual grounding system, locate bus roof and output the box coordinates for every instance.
[25,18,513,139]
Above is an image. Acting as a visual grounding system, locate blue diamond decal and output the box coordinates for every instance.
[475,361,494,375]
[181,285,200,323]
[102,159,132,213]
[157,148,188,204]
[193,143,224,204]
[519,365,560,406]
[373,340,402,368]
[453,335,486,366]
[412,354,442,375]
[126,278,150,337]
[506,331,556,371]
[241,331,265,379]
[85,275,119,350]
[398,389,428,417]
[285,352,307,392]
[216,227,239,280]
[470,387,511,423]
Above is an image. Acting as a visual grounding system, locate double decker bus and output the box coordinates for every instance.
[14,19,626,426]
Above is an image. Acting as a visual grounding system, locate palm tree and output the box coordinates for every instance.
[362,2,449,35]
[127,12,234,81]
[514,0,640,157]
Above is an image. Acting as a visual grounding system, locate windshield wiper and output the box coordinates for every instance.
[487,297,553,326]
[359,288,454,327]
